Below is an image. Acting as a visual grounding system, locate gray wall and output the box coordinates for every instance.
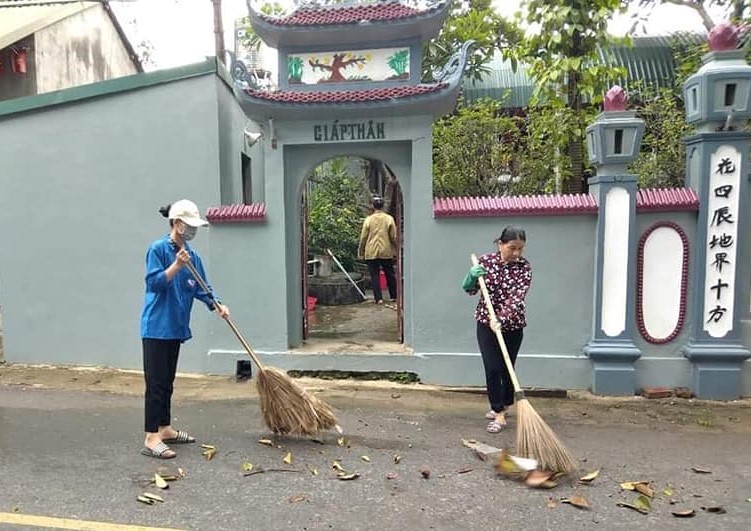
[0,73,223,373]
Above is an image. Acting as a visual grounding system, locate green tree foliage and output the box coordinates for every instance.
[630,89,694,188]
[240,2,287,51]
[422,0,524,83]
[509,0,628,192]
[308,159,369,270]
[432,99,524,197]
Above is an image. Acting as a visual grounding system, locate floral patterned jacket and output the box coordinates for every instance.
[467,253,532,332]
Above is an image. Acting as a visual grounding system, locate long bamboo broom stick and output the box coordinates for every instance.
[471,254,577,474]
[183,259,339,436]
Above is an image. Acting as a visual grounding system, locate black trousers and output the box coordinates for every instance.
[143,338,181,433]
[476,322,524,413]
[366,258,397,302]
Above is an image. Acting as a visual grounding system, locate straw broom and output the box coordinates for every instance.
[471,254,577,474]
[184,260,339,437]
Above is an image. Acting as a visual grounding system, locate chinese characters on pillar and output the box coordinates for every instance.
[704,146,741,338]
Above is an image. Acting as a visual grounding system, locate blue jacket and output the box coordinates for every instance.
[140,235,218,341]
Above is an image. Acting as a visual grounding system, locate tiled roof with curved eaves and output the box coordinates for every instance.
[258,1,434,26]
[433,194,599,217]
[244,83,447,104]
[206,203,266,223]
[433,188,700,217]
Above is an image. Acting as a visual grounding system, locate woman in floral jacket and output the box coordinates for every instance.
[462,226,532,433]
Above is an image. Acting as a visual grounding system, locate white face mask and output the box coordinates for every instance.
[180,224,198,241]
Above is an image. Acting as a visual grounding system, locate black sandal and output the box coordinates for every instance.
[163,430,196,444]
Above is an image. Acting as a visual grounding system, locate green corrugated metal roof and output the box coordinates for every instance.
[463,34,705,107]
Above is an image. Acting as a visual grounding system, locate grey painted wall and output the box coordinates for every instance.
[0,74,223,373]
[1,69,749,394]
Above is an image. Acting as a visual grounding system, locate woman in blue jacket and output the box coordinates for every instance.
[140,199,229,459]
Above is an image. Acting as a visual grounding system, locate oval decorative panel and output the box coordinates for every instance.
[636,222,689,344]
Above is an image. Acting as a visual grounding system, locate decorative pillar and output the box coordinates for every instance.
[682,23,751,400]
[583,86,645,395]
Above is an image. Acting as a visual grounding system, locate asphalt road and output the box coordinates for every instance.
[0,383,750,530]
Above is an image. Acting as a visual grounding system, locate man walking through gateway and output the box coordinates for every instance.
[358,196,398,304]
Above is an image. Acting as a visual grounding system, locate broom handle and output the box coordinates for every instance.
[470,254,523,394]
[182,258,266,371]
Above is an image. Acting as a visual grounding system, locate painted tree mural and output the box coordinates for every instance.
[288,56,304,83]
[387,49,409,79]
[309,52,367,82]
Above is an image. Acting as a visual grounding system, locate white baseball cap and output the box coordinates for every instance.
[168,199,208,227]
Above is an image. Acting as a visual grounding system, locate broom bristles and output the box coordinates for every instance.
[515,399,578,474]
[255,366,338,436]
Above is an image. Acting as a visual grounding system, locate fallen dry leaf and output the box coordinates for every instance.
[457,466,473,474]
[258,439,274,447]
[561,496,591,510]
[142,493,164,503]
[337,472,360,481]
[137,495,155,505]
[334,424,343,435]
[332,461,344,472]
[691,466,712,474]
[701,506,727,514]
[634,483,654,498]
[202,448,217,461]
[617,502,649,515]
[579,469,600,483]
[288,494,308,503]
[200,444,216,450]
[663,485,674,497]
[525,470,554,488]
[360,456,371,463]
[308,465,318,476]
[283,452,293,465]
[635,495,652,512]
[461,439,478,448]
[495,450,523,477]
[242,462,253,473]
[177,467,185,478]
[747,498,751,503]
[671,509,696,518]
[337,437,347,447]
[393,454,402,464]
[546,497,557,509]
[153,474,169,490]
[620,481,649,491]
[386,472,397,480]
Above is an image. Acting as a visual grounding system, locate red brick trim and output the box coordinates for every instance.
[636,221,689,344]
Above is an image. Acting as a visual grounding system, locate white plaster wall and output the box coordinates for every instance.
[34,5,137,93]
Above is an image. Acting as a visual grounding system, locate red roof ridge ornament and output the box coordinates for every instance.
[603,85,628,112]
[708,22,739,51]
